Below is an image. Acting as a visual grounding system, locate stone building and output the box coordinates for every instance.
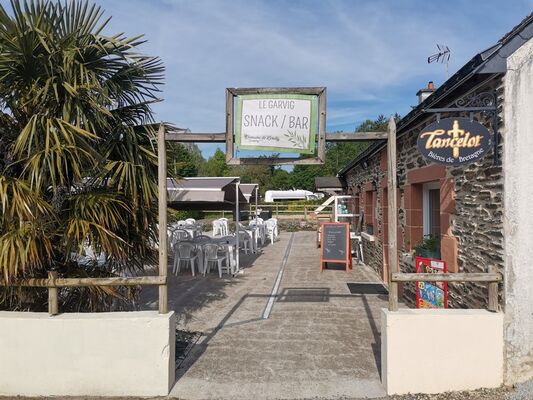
[338,14,532,384]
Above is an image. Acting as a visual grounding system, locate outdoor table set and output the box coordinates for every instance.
[169,217,279,278]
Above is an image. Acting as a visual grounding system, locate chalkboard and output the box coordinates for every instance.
[320,222,351,272]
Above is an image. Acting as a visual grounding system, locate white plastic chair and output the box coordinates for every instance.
[212,220,224,237]
[237,231,252,254]
[173,242,198,276]
[265,219,278,245]
[203,244,229,278]
[185,218,196,225]
[172,229,192,243]
[218,218,229,235]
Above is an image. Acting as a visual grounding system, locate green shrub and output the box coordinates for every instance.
[168,209,204,223]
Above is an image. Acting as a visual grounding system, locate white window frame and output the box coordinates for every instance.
[423,181,440,237]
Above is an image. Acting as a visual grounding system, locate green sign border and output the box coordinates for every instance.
[235,94,318,154]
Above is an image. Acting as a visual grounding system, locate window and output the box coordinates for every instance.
[423,182,440,237]
[365,189,375,235]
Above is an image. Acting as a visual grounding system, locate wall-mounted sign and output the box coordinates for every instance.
[415,256,448,309]
[417,117,491,166]
[235,94,317,154]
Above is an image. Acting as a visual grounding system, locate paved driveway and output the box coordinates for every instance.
[141,231,388,399]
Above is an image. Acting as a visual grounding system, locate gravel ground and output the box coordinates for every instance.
[2,381,532,400]
[374,380,532,400]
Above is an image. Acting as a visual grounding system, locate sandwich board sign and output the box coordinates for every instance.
[320,222,352,272]
[236,94,318,154]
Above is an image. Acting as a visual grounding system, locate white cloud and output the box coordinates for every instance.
[97,0,532,157]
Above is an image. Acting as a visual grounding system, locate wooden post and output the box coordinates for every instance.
[255,185,259,218]
[225,89,235,163]
[157,124,168,314]
[235,181,240,272]
[276,204,279,217]
[304,205,308,221]
[488,265,499,312]
[318,88,327,162]
[386,117,399,312]
[48,271,58,316]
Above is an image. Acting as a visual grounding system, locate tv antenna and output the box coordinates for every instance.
[428,44,451,79]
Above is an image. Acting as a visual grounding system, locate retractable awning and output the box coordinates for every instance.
[239,183,259,202]
[167,177,252,210]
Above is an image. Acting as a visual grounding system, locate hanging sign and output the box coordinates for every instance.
[415,256,448,309]
[235,94,317,154]
[417,117,491,166]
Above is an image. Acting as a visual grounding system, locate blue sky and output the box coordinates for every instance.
[96,0,533,159]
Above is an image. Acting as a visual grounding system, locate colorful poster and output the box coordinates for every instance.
[235,94,317,154]
[415,256,448,308]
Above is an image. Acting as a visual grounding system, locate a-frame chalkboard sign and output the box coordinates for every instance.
[320,222,352,272]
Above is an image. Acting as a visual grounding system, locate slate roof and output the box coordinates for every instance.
[314,176,344,190]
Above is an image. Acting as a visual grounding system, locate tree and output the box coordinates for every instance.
[285,115,399,190]
[200,148,230,177]
[167,143,202,177]
[270,169,292,190]
[0,1,163,311]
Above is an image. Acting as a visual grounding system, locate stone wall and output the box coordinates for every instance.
[345,78,505,309]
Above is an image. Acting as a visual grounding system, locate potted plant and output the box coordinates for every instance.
[414,235,441,259]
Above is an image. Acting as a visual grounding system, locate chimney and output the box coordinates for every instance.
[416,81,436,104]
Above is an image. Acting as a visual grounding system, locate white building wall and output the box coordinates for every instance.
[503,36,533,384]
[0,311,176,397]
[381,309,503,395]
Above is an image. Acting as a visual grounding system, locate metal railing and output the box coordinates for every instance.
[388,265,502,312]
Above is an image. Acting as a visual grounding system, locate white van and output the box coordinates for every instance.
[264,190,324,202]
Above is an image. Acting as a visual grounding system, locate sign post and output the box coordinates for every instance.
[320,222,352,272]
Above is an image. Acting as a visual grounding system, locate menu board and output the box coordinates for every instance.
[320,222,351,272]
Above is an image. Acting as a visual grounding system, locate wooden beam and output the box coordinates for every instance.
[165,133,226,142]
[165,131,388,143]
[391,273,503,283]
[227,87,326,95]
[227,157,325,166]
[157,124,168,314]
[1,276,167,288]
[387,117,399,312]
[326,132,388,141]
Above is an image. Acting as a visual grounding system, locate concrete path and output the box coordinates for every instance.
[141,231,388,399]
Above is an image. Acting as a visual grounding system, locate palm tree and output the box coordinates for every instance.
[0,0,164,311]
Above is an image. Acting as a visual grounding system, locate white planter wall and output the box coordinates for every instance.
[0,311,176,397]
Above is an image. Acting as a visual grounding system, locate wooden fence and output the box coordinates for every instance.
[0,273,165,316]
[389,265,502,312]
[212,203,333,220]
